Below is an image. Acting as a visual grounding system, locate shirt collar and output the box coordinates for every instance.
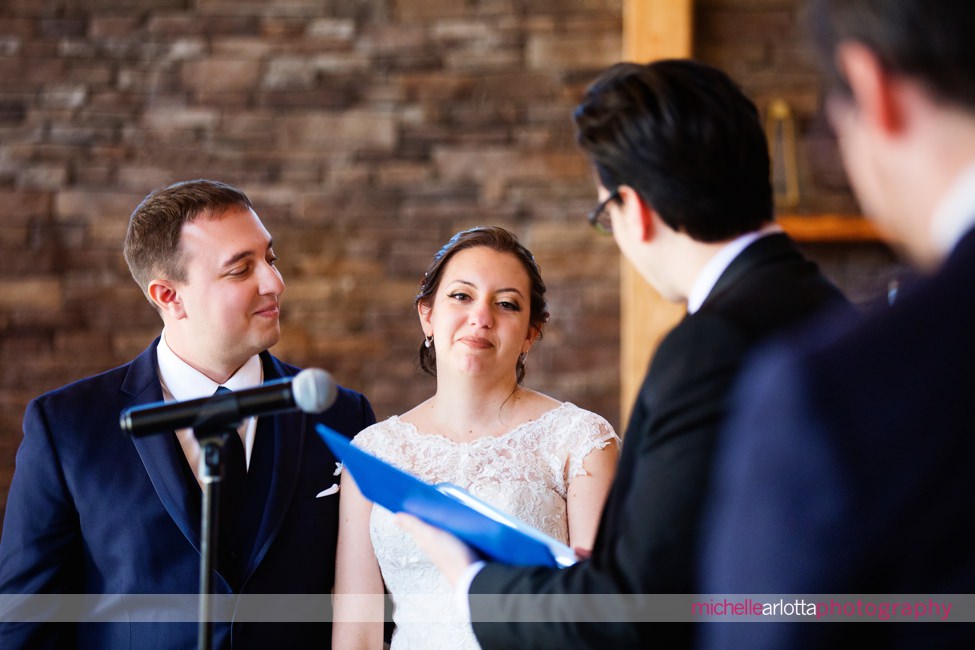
[686,223,783,314]
[931,161,975,258]
[156,331,264,401]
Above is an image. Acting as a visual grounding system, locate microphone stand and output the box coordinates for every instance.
[191,395,245,650]
[120,378,333,649]
[194,425,237,650]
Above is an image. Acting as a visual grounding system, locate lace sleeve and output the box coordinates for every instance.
[350,417,402,459]
[350,421,382,451]
[564,407,620,481]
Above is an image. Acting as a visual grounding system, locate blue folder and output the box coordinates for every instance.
[317,424,578,568]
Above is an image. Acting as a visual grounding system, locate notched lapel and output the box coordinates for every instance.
[131,432,202,551]
[123,341,204,552]
[244,407,305,580]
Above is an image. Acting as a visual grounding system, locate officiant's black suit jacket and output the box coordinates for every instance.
[470,232,852,648]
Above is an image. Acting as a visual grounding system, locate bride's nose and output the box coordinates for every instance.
[468,301,494,328]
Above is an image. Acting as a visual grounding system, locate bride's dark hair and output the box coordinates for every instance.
[415,226,549,384]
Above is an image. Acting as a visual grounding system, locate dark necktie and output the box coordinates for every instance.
[214,386,247,586]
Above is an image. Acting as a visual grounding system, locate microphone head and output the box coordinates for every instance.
[293,368,337,414]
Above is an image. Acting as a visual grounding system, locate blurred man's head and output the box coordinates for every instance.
[809,0,975,268]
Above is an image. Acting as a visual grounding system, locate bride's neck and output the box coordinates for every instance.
[426,375,522,440]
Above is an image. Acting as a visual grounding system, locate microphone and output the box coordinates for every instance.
[120,368,337,437]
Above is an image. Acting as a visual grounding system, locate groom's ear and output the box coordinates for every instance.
[148,278,185,319]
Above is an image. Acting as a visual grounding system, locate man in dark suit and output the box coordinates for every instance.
[0,179,376,649]
[398,60,850,648]
[700,2,975,647]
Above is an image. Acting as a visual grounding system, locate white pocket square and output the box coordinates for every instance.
[316,484,339,498]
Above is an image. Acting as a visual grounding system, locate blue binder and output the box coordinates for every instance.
[317,424,578,568]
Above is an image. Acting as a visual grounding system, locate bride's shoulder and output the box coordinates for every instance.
[527,397,619,443]
[352,414,410,450]
[520,392,610,426]
[396,400,439,437]
[519,389,562,417]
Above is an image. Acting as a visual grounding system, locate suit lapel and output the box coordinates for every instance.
[242,354,305,580]
[125,339,204,551]
[123,344,310,587]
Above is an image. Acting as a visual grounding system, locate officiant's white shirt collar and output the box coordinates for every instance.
[687,223,782,314]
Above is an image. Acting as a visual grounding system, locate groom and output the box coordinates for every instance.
[0,179,375,649]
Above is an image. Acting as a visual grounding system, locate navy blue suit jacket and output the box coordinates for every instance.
[700,229,975,649]
[469,233,851,649]
[0,339,375,649]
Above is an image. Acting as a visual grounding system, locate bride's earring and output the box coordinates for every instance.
[424,335,433,349]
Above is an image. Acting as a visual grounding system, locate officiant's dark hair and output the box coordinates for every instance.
[415,226,549,383]
[573,59,773,242]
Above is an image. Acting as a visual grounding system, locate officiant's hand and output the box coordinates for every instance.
[395,513,478,586]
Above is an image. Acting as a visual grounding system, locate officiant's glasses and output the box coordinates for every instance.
[587,191,620,235]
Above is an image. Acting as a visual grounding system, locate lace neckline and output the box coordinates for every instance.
[393,401,573,446]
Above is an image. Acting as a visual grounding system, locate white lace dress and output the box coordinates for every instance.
[351,402,618,650]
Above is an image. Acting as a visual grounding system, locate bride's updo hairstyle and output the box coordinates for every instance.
[415,226,549,384]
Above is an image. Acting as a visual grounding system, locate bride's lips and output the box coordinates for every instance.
[458,336,493,349]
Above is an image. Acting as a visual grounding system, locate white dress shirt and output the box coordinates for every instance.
[931,161,975,258]
[155,332,263,487]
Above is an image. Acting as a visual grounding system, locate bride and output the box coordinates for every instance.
[333,226,619,649]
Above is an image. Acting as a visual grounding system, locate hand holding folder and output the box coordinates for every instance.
[317,424,578,568]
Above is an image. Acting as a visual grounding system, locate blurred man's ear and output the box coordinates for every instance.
[836,41,903,135]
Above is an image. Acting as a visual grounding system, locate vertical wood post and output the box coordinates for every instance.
[618,0,694,428]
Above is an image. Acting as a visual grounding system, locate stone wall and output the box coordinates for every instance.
[692,0,909,302]
[0,0,900,522]
[0,0,627,521]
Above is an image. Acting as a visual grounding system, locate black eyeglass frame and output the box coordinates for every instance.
[587,191,621,234]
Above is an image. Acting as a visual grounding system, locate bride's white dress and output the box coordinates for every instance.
[351,402,618,649]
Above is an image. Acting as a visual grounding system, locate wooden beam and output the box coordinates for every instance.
[624,0,693,61]
[779,215,881,242]
[619,0,694,428]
